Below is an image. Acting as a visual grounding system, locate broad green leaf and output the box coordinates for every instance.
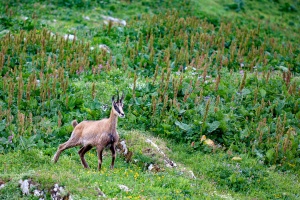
[241,88,251,96]
[179,109,186,114]
[266,149,275,161]
[278,65,288,72]
[207,121,220,133]
[260,89,266,98]
[175,121,191,132]
[0,121,5,132]
[240,129,248,140]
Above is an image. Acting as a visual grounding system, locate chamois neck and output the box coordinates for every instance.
[108,109,118,132]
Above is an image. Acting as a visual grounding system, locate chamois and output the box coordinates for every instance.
[52,92,125,170]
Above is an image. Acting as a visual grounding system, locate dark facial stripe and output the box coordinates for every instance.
[114,103,121,114]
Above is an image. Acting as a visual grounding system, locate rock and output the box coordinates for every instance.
[96,187,106,197]
[148,163,162,172]
[120,141,128,155]
[64,34,75,41]
[189,170,197,179]
[83,16,90,20]
[148,164,154,171]
[50,183,71,200]
[0,181,5,189]
[118,184,131,192]
[99,44,111,53]
[102,15,126,26]
[165,159,177,168]
[117,140,133,163]
[19,179,30,195]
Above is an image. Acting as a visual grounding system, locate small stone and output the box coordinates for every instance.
[19,179,30,195]
[118,184,131,192]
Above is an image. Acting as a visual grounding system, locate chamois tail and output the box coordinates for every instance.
[72,120,78,128]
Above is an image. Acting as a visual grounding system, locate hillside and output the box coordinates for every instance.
[0,0,299,199]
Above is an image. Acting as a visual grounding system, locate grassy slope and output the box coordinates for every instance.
[1,130,300,199]
[0,0,300,199]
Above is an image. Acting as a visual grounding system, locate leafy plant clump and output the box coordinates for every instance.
[0,0,299,171]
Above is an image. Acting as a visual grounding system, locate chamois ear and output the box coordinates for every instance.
[111,95,115,103]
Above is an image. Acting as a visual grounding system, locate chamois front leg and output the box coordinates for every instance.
[110,144,116,170]
[78,145,93,168]
[96,145,105,171]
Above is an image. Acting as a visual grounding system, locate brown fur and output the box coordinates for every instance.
[52,95,125,170]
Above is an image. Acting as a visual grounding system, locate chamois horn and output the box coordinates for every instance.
[116,89,120,102]
[120,91,125,102]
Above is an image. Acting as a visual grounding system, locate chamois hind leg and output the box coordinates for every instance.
[53,139,79,163]
[110,144,116,170]
[96,145,105,171]
[78,145,93,168]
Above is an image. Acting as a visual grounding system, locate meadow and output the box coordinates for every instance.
[0,0,299,199]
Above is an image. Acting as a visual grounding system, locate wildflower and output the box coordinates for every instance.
[134,172,139,180]
[8,134,14,143]
[204,96,210,101]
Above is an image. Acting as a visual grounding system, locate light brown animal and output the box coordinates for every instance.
[52,92,125,170]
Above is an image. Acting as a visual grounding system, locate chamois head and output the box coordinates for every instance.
[111,91,125,118]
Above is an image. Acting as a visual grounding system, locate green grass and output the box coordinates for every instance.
[0,131,205,199]
[1,130,300,199]
[0,0,300,199]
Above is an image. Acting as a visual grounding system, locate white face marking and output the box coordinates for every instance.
[113,102,125,118]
